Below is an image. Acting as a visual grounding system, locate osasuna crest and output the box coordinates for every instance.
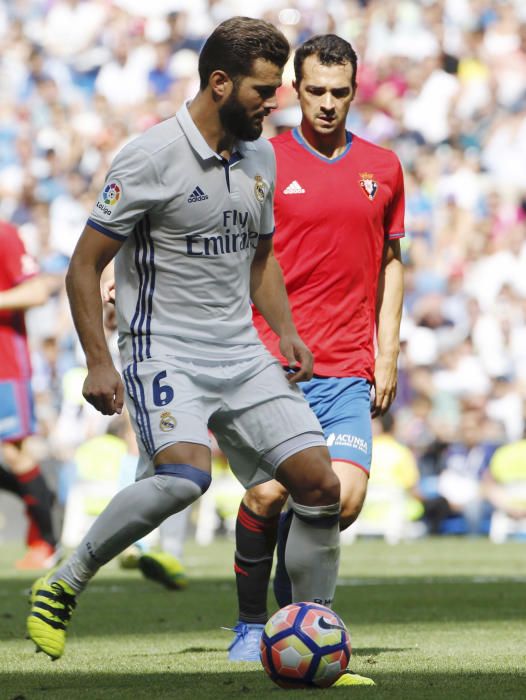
[359,172,378,201]
[160,411,176,432]
[254,175,266,202]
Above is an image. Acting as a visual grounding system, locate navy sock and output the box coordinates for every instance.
[273,508,293,607]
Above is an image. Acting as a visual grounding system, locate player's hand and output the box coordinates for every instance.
[83,363,124,415]
[279,332,314,383]
[371,354,398,417]
[102,279,116,304]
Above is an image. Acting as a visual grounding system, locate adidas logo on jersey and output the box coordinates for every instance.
[283,180,306,195]
[188,186,209,203]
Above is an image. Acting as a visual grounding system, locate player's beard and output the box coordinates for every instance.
[219,89,264,141]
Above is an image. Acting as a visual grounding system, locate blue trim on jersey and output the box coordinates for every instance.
[155,463,212,493]
[135,219,149,361]
[87,218,127,241]
[259,228,275,239]
[130,217,155,362]
[126,216,156,456]
[122,368,145,451]
[123,366,154,455]
[130,221,145,361]
[292,128,353,163]
[221,158,231,192]
[132,361,154,454]
[145,216,155,360]
[139,218,152,360]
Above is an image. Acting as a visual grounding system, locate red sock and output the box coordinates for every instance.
[15,466,56,548]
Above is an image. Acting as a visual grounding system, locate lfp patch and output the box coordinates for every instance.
[103,181,121,206]
[359,172,378,201]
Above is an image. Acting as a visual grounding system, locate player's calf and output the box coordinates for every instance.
[276,446,341,607]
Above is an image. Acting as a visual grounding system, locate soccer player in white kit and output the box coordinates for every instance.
[27,17,342,660]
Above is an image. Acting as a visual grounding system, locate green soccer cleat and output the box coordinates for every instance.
[138,551,188,590]
[27,574,77,660]
[331,670,376,687]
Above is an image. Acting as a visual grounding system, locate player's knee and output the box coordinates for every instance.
[278,447,340,507]
[291,464,340,507]
[318,468,341,505]
[153,468,210,511]
[243,481,287,517]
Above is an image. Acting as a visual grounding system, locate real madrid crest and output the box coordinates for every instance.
[254,175,266,202]
[160,411,177,432]
[359,172,378,201]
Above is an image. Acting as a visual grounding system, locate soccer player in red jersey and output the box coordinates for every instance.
[228,35,404,686]
[0,221,59,569]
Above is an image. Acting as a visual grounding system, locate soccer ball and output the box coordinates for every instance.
[260,602,351,689]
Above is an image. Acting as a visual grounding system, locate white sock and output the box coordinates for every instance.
[52,472,205,592]
[285,500,340,607]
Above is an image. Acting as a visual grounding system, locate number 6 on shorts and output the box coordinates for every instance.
[152,370,174,407]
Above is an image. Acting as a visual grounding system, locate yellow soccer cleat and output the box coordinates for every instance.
[332,670,376,687]
[118,545,142,570]
[27,575,77,660]
[138,551,188,590]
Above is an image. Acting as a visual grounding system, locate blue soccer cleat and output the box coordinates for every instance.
[226,621,265,662]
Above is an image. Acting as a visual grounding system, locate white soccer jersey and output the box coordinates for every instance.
[88,103,276,366]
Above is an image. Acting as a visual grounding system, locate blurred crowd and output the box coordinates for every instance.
[1,0,526,544]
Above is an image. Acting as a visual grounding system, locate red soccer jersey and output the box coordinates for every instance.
[253,129,405,381]
[0,222,38,380]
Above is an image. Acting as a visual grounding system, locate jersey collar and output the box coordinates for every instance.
[176,102,251,164]
[292,127,353,163]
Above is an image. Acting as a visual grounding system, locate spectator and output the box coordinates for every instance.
[435,406,501,534]
[484,429,526,542]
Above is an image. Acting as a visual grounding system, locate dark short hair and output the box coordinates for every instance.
[294,34,358,91]
[198,17,290,90]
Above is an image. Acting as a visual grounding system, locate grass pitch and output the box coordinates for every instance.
[1,537,525,699]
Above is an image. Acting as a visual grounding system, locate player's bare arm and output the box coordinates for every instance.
[66,224,124,416]
[0,274,60,311]
[373,238,403,417]
[250,237,313,383]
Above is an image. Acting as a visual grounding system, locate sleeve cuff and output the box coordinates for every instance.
[87,218,127,241]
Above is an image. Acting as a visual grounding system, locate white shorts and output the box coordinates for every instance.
[123,354,325,488]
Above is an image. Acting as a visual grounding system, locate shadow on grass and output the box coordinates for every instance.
[2,669,526,700]
[2,574,525,646]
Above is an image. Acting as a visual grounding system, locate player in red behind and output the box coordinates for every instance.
[227,35,404,688]
[0,221,59,569]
